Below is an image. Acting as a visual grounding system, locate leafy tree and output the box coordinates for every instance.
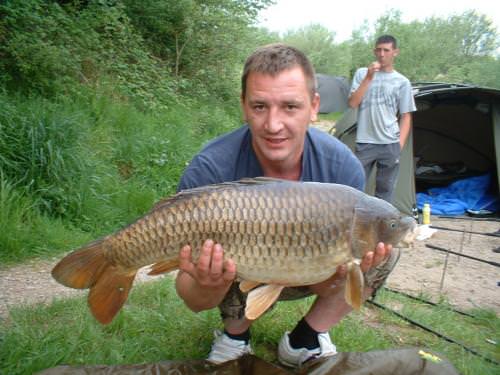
[282,23,351,77]
[0,0,276,103]
[123,0,274,99]
[0,0,177,106]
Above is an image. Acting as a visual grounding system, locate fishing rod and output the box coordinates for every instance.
[367,299,500,366]
[437,216,500,222]
[425,244,500,268]
[430,225,500,238]
[382,287,474,318]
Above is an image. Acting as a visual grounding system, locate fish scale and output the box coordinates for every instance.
[139,185,332,275]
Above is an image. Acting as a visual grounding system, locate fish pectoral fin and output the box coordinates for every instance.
[239,280,262,293]
[88,267,136,324]
[245,284,284,320]
[148,259,180,275]
[344,261,364,311]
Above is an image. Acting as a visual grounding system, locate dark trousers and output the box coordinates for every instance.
[355,142,401,203]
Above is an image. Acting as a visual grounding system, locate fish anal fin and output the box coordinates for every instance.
[88,267,136,324]
[148,259,180,275]
[245,284,284,320]
[239,280,262,293]
[51,239,108,289]
[345,261,364,311]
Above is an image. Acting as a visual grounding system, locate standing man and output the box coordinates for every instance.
[348,35,416,203]
[175,43,398,368]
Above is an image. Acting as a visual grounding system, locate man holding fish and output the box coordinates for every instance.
[175,43,402,367]
[52,42,415,368]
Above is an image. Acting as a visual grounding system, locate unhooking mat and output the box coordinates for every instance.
[37,348,460,375]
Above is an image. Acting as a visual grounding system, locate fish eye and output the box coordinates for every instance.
[390,220,397,229]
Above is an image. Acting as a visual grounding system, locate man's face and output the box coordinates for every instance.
[241,67,320,171]
[373,42,399,69]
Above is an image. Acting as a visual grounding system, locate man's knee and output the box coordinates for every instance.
[364,247,401,291]
[218,283,246,320]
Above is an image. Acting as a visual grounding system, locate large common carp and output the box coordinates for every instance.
[52,178,416,324]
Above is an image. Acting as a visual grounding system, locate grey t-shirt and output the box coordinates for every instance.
[350,68,416,144]
[178,125,365,191]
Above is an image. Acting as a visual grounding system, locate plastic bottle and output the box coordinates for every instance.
[422,203,431,225]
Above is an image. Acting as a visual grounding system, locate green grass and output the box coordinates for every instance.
[0,91,239,265]
[0,175,93,264]
[1,280,498,375]
[371,289,500,374]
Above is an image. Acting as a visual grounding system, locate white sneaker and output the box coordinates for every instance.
[207,330,253,364]
[278,331,337,368]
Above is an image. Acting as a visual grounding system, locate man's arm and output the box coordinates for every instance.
[399,112,412,149]
[348,62,380,108]
[175,240,236,312]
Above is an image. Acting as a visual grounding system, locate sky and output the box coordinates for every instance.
[258,0,500,42]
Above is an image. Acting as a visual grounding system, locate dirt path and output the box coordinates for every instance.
[386,217,499,312]
[1,217,498,321]
[0,259,165,321]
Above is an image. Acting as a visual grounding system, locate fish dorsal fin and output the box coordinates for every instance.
[239,280,262,293]
[344,260,364,310]
[148,259,180,275]
[152,177,287,211]
[245,284,284,320]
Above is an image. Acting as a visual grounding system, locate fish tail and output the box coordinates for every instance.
[51,239,109,289]
[344,261,364,310]
[51,239,136,324]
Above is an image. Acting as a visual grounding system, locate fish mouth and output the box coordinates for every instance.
[397,220,418,247]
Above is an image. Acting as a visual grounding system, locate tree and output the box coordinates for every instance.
[282,24,351,77]
[123,0,274,98]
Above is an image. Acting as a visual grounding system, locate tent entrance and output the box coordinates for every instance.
[414,101,497,193]
[412,88,500,215]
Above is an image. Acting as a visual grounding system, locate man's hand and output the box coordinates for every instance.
[360,242,392,273]
[366,61,381,79]
[176,239,236,312]
[308,242,391,297]
[348,62,381,108]
[178,239,236,289]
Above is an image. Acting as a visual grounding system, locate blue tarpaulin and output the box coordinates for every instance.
[416,173,500,215]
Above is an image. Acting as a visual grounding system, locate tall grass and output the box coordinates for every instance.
[0,90,239,264]
[0,94,89,218]
[0,173,92,264]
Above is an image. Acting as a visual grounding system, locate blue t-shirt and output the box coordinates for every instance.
[178,125,365,191]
